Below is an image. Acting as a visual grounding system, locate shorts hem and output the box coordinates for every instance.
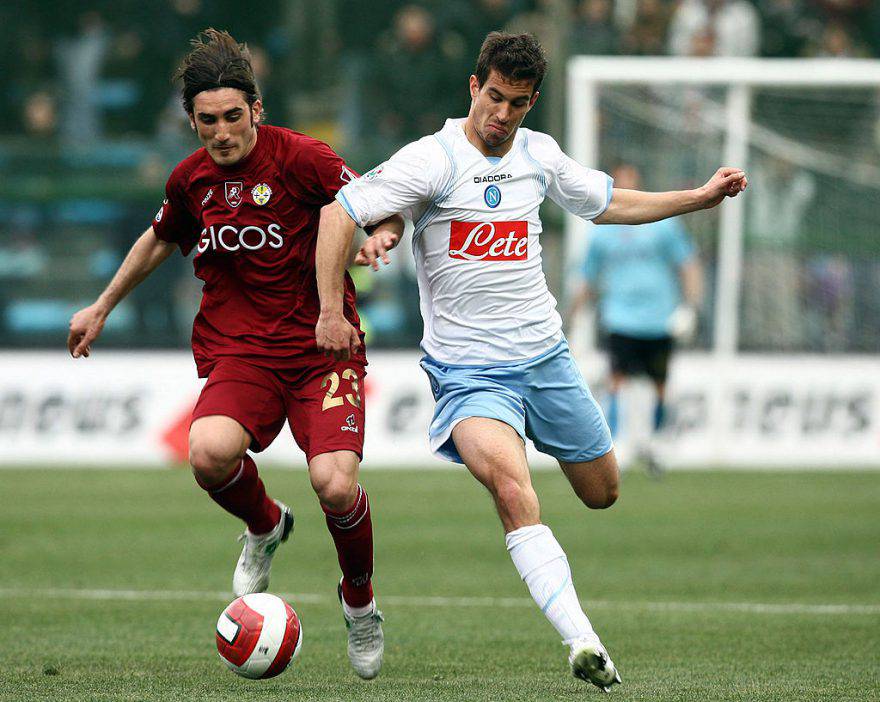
[190,407,267,453]
[305,445,364,464]
[430,413,526,465]
[544,442,614,465]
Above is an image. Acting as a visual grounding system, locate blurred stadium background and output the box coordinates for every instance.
[2,3,879,701]
[2,0,880,469]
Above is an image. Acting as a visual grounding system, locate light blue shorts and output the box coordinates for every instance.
[419,339,612,465]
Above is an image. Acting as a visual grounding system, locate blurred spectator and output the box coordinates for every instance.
[742,155,817,350]
[806,19,869,57]
[668,0,761,56]
[804,255,854,351]
[622,0,674,55]
[506,0,557,55]
[55,11,110,144]
[370,5,458,147]
[441,0,522,59]
[757,0,818,57]
[569,0,620,55]
[23,92,58,138]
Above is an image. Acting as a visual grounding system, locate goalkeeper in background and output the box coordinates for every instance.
[567,163,702,473]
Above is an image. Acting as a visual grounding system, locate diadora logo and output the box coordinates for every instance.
[197,223,284,254]
[341,413,359,433]
[225,182,243,208]
[474,173,512,183]
[449,221,528,261]
[484,185,501,208]
[201,188,214,207]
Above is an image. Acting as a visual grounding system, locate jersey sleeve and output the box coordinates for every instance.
[284,135,359,206]
[152,163,199,256]
[335,139,443,227]
[541,136,613,221]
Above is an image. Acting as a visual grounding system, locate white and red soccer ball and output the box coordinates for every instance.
[215,593,302,679]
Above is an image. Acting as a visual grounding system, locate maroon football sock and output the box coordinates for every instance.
[323,485,374,608]
[199,454,280,535]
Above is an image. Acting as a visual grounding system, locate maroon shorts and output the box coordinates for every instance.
[191,358,366,462]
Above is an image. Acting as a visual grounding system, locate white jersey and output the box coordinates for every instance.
[337,118,612,365]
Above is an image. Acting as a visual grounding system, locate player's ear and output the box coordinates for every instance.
[188,114,196,131]
[528,90,540,109]
[251,99,263,126]
[469,75,479,100]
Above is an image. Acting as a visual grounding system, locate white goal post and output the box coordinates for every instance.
[565,57,880,356]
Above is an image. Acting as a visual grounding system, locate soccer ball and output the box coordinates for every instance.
[215,593,302,679]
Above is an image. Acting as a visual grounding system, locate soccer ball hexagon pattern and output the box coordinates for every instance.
[215,593,302,679]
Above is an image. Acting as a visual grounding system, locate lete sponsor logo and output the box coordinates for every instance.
[448,221,528,261]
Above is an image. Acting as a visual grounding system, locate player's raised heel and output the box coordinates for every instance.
[338,580,384,680]
[569,639,621,693]
[232,500,294,597]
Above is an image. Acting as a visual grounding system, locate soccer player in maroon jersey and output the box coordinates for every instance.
[66,29,393,679]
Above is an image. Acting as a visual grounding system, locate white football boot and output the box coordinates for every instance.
[569,637,622,693]
[338,580,385,679]
[232,500,294,597]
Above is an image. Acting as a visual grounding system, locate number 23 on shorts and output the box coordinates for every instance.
[321,369,361,411]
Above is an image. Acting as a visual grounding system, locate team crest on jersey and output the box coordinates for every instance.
[484,185,502,209]
[251,183,272,206]
[225,182,244,208]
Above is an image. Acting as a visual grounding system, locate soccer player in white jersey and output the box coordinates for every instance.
[314,32,747,691]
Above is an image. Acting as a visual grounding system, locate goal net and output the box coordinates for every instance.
[565,57,880,355]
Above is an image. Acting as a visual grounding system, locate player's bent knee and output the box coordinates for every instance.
[581,485,619,510]
[314,476,358,512]
[309,463,358,511]
[188,441,244,488]
[492,476,536,519]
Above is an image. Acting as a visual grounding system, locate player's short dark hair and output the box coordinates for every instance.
[174,28,261,115]
[474,32,547,94]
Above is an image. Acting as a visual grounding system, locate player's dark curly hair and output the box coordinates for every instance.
[474,32,547,94]
[174,28,261,115]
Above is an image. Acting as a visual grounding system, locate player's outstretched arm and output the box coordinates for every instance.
[356,215,405,271]
[316,200,361,361]
[594,167,747,225]
[67,227,176,358]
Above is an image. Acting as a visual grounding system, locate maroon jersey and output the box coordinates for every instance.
[152,125,365,377]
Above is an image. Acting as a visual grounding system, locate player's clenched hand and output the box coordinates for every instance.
[67,303,108,358]
[315,311,361,361]
[699,167,748,209]
[355,231,400,271]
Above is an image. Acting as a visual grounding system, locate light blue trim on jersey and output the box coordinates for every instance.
[520,132,547,199]
[597,174,614,217]
[335,190,360,226]
[485,156,502,165]
[420,338,612,465]
[413,133,457,246]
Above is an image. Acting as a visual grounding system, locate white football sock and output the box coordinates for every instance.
[342,599,374,618]
[506,523,597,646]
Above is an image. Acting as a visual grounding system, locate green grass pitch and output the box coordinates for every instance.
[1,467,878,701]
